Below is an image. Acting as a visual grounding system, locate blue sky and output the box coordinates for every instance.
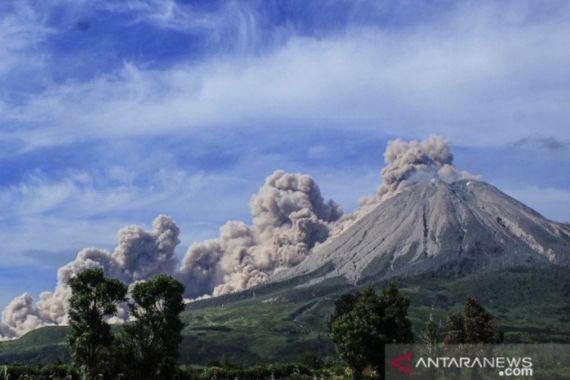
[0,0,569,310]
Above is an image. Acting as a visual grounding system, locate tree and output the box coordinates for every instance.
[444,297,502,344]
[418,315,441,380]
[444,312,465,344]
[67,268,127,379]
[463,297,501,343]
[117,275,185,380]
[298,352,324,370]
[329,283,414,379]
[422,318,439,346]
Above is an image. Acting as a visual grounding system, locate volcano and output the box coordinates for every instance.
[2,178,570,365]
[276,178,570,284]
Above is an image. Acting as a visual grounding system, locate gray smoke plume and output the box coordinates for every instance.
[0,215,180,340]
[330,135,475,239]
[179,239,224,298]
[182,138,473,298]
[0,320,12,338]
[113,215,180,281]
[180,170,343,298]
[377,135,474,201]
[0,294,44,339]
[0,136,473,339]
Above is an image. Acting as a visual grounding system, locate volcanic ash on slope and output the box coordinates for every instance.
[274,179,570,284]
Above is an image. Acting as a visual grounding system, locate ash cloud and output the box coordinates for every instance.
[330,135,475,237]
[1,136,473,339]
[179,170,343,298]
[1,294,44,338]
[0,215,180,340]
[179,136,472,296]
[377,135,474,201]
[0,171,341,339]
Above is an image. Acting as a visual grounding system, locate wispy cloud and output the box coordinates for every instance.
[510,136,570,152]
[1,1,570,153]
[0,166,255,266]
[0,2,50,76]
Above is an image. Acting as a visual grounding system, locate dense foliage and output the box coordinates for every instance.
[1,267,555,379]
[0,362,339,380]
[115,275,185,380]
[65,270,186,379]
[2,266,568,367]
[328,283,414,379]
[444,296,503,344]
[67,268,127,379]
[0,364,79,380]
[422,318,439,345]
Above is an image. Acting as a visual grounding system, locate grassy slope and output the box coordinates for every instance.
[1,265,569,365]
[0,326,70,364]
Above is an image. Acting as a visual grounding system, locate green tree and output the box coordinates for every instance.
[444,297,502,344]
[422,318,439,345]
[117,275,185,380]
[444,312,465,344]
[329,283,414,379]
[464,297,501,343]
[298,352,324,370]
[67,268,127,379]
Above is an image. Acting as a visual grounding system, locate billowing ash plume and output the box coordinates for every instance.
[0,321,11,338]
[1,294,44,338]
[0,215,180,340]
[179,170,343,298]
[0,136,473,339]
[376,135,474,201]
[330,135,475,238]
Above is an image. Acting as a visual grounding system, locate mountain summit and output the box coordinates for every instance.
[276,179,570,284]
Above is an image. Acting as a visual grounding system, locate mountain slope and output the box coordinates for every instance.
[277,179,570,283]
[2,179,570,365]
[2,265,570,365]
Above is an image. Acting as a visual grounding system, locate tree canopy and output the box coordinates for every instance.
[66,270,185,380]
[445,296,502,344]
[67,268,127,379]
[329,283,414,379]
[117,274,185,380]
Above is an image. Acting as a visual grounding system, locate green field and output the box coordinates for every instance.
[1,265,569,366]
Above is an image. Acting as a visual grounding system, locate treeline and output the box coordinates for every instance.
[328,283,503,379]
[1,364,78,380]
[1,359,344,380]
[67,269,185,380]
[0,363,326,380]
[1,272,503,380]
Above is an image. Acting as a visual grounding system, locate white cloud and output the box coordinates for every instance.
[0,2,50,76]
[1,1,569,152]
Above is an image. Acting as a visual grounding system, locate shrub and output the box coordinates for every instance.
[1,364,79,380]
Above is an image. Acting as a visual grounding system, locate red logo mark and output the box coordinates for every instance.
[390,352,413,375]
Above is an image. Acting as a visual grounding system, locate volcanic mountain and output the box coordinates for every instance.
[2,178,570,365]
[275,178,570,284]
